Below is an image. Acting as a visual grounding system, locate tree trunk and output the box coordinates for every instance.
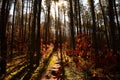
[74,0,79,35]
[108,0,117,55]
[0,0,9,77]
[54,2,58,51]
[29,0,37,68]
[69,0,75,50]
[10,0,17,59]
[45,1,51,49]
[113,0,120,47]
[47,2,51,44]
[28,0,32,40]
[24,0,28,41]
[99,0,110,50]
[36,0,42,66]
[90,0,98,54]
[20,0,24,43]
[78,0,82,34]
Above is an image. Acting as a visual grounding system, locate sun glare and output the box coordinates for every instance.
[56,0,68,7]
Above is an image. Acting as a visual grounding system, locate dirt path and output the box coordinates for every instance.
[41,51,61,80]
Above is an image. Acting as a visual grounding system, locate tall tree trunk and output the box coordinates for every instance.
[99,0,110,50]
[90,0,98,54]
[24,0,28,41]
[113,0,120,31]
[58,6,65,80]
[113,0,120,44]
[21,0,24,41]
[54,2,58,51]
[47,2,51,44]
[74,0,79,35]
[0,0,9,77]
[108,0,117,55]
[44,1,51,50]
[28,0,32,40]
[10,0,17,59]
[69,0,75,50]
[63,7,66,41]
[29,0,37,68]
[59,20,65,80]
[36,0,42,66]
[78,0,82,34]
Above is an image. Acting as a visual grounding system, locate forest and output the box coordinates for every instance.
[0,0,120,80]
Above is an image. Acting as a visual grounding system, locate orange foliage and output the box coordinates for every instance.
[66,33,119,78]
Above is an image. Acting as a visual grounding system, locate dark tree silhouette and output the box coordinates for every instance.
[10,0,17,59]
[29,0,38,68]
[99,0,110,50]
[108,0,117,55]
[78,0,82,34]
[36,0,42,66]
[0,0,10,77]
[89,0,98,53]
[69,0,75,50]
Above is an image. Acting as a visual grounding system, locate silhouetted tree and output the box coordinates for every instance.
[0,0,10,78]
[108,0,117,55]
[89,0,98,53]
[69,0,75,50]
[29,0,37,68]
[10,0,17,59]
[36,0,42,66]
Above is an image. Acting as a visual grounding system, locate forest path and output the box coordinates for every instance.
[5,43,55,80]
[41,51,61,80]
[5,43,88,80]
[40,49,86,80]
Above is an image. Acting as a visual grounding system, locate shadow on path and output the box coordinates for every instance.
[36,51,55,80]
[22,66,37,80]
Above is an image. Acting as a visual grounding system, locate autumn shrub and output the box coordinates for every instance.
[66,33,120,78]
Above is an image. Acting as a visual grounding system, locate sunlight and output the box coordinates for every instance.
[51,0,68,20]
[56,0,68,7]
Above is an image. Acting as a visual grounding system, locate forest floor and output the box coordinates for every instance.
[5,44,85,80]
[40,49,85,80]
[5,43,54,80]
[4,42,120,80]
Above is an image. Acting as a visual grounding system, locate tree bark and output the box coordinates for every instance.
[90,0,98,54]
[108,0,117,55]
[36,0,42,66]
[10,0,17,59]
[74,0,79,35]
[113,0,120,45]
[78,0,82,34]
[29,0,37,68]
[0,0,9,77]
[69,0,75,50]
[99,0,110,50]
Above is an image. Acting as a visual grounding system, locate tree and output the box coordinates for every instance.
[99,0,110,50]
[69,0,75,50]
[113,0,120,51]
[0,0,10,78]
[44,0,51,49]
[108,0,117,55]
[78,0,82,34]
[10,0,17,59]
[113,0,120,40]
[54,0,59,51]
[21,0,24,40]
[89,0,98,54]
[74,0,79,35]
[29,0,38,68]
[24,0,29,41]
[36,0,42,66]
